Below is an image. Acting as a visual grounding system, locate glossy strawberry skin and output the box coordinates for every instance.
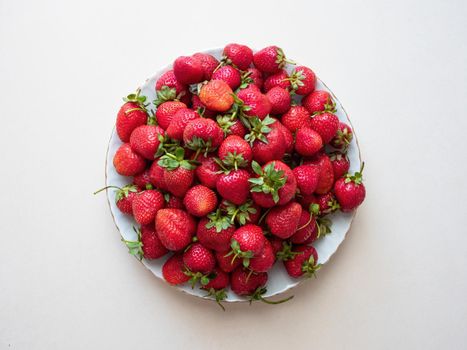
[266,87,291,114]
[295,127,323,157]
[133,169,152,190]
[293,164,320,195]
[253,46,286,74]
[165,194,184,209]
[132,189,165,225]
[116,190,139,215]
[275,121,294,153]
[216,169,250,205]
[292,66,316,95]
[129,125,163,160]
[155,101,187,130]
[156,70,187,96]
[231,268,268,296]
[266,201,302,239]
[269,237,285,257]
[309,112,339,144]
[211,65,241,90]
[197,217,235,252]
[223,43,253,70]
[284,245,318,278]
[330,152,350,179]
[231,224,265,256]
[316,192,340,215]
[193,52,219,80]
[251,122,286,164]
[249,239,275,272]
[245,68,264,89]
[334,178,366,212]
[202,267,229,290]
[113,143,146,176]
[263,70,290,92]
[173,55,204,85]
[183,243,216,274]
[302,90,333,114]
[148,160,168,191]
[305,153,334,195]
[183,185,218,217]
[236,85,271,120]
[156,209,196,251]
[116,102,148,143]
[141,224,168,259]
[163,167,194,198]
[216,250,242,273]
[218,135,253,165]
[183,118,224,150]
[166,108,200,141]
[228,119,247,137]
[191,94,216,118]
[290,210,317,244]
[162,253,190,285]
[331,122,353,150]
[281,106,311,132]
[199,80,234,112]
[195,155,221,189]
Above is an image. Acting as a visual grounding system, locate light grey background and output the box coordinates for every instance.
[1,0,466,349]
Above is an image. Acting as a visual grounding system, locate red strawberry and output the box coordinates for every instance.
[275,121,294,153]
[265,201,302,239]
[183,242,216,275]
[158,147,196,197]
[140,224,169,259]
[191,94,216,118]
[203,267,229,290]
[216,169,250,205]
[298,193,318,209]
[236,85,271,119]
[309,112,339,144]
[166,108,200,141]
[283,245,320,278]
[229,224,266,267]
[132,189,165,225]
[197,213,235,252]
[253,46,290,74]
[222,200,261,225]
[247,117,286,164]
[244,68,263,89]
[148,160,168,191]
[216,250,242,273]
[295,127,323,157]
[231,267,268,296]
[288,66,316,95]
[156,70,187,97]
[211,65,241,90]
[305,153,334,194]
[293,164,320,195]
[301,222,319,245]
[290,209,318,244]
[302,90,335,114]
[155,101,187,130]
[218,135,252,169]
[116,92,148,142]
[94,184,139,215]
[216,115,247,138]
[331,122,353,150]
[183,118,224,154]
[316,192,340,215]
[250,160,297,208]
[195,154,221,189]
[156,208,196,251]
[113,143,146,176]
[199,80,234,112]
[183,185,218,217]
[263,70,290,91]
[192,52,219,80]
[162,253,190,285]
[173,55,204,85]
[165,193,184,209]
[249,239,275,272]
[281,106,311,132]
[266,87,291,114]
[330,152,350,179]
[129,125,163,160]
[334,163,366,212]
[223,43,253,70]
[133,169,153,190]
[269,237,285,256]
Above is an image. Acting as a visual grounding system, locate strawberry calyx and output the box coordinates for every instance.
[216,115,237,136]
[275,47,295,69]
[285,69,306,92]
[244,116,275,145]
[317,217,332,238]
[206,208,233,233]
[332,127,353,149]
[153,85,186,107]
[154,134,180,158]
[93,184,139,202]
[276,241,300,261]
[183,268,214,289]
[223,200,258,225]
[185,136,216,158]
[344,162,364,185]
[226,239,254,268]
[312,98,337,116]
[301,255,321,278]
[123,89,149,111]
[249,287,294,305]
[249,161,286,204]
[221,151,248,170]
[158,147,197,170]
[121,226,143,261]
[203,287,227,311]
[329,151,347,162]
[239,70,253,89]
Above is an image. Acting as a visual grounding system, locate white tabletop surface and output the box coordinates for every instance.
[1,0,466,349]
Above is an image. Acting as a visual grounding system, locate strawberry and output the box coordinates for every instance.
[283,245,320,278]
[287,66,316,95]
[199,80,234,112]
[216,250,242,273]
[229,224,266,267]
[222,200,261,225]
[302,90,335,114]
[202,267,229,310]
[236,85,271,120]
[162,253,190,285]
[155,101,187,130]
[192,52,219,80]
[222,43,253,70]
[183,118,224,155]
[158,147,196,197]
[244,68,263,89]
[266,87,291,114]
[305,153,334,194]
[133,169,153,190]
[290,205,319,244]
[309,112,339,144]
[334,163,366,212]
[300,222,319,245]
[269,237,285,256]
[140,224,169,259]
[249,239,275,272]
[275,121,294,153]
[113,143,146,176]
[165,108,200,141]
[132,189,165,225]
[129,125,164,160]
[197,212,235,252]
[195,154,221,189]
[216,169,250,205]
[266,201,302,239]
[211,65,241,90]
[231,267,268,296]
[191,94,216,118]
[165,193,184,209]
[156,208,196,251]
[246,117,286,164]
[218,135,252,169]
[154,71,188,107]
[250,160,297,208]
[294,127,323,157]
[216,115,247,138]
[281,106,311,132]
[330,122,353,150]
[148,160,168,191]
[293,164,320,195]
[116,92,148,142]
[316,192,340,215]
[183,243,216,287]
[297,193,317,209]
[94,184,139,215]
[263,70,290,92]
[253,46,290,74]
[330,151,350,179]
[183,185,218,217]
[173,55,204,85]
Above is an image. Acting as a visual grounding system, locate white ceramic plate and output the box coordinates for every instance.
[105,48,361,302]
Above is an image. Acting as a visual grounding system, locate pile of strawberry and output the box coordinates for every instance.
[103,44,366,307]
